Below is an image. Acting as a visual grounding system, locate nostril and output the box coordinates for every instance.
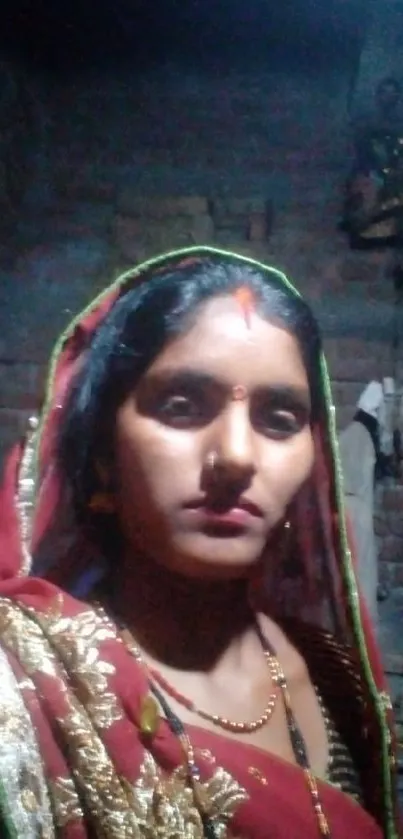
[205,462,255,498]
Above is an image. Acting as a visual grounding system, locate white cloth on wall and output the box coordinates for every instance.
[357,381,384,419]
[338,420,378,624]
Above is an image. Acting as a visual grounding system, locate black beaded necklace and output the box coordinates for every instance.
[133,618,332,839]
[101,592,333,839]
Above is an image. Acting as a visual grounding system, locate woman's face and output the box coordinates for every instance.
[114,295,314,579]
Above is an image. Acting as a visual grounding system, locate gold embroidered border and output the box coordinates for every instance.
[0,598,138,837]
[37,601,124,731]
[0,598,248,838]
[0,644,55,838]
[16,415,38,577]
[122,750,248,839]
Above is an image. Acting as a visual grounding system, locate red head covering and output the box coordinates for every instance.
[0,246,399,838]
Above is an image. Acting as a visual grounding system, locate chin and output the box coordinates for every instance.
[173,535,263,580]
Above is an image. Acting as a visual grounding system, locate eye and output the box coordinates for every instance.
[157,392,212,428]
[252,400,309,440]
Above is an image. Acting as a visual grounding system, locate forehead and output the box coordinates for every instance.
[146,296,308,387]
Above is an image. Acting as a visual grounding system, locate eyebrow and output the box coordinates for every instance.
[142,368,311,408]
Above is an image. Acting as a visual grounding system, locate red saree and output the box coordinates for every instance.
[0,246,400,839]
[0,586,391,839]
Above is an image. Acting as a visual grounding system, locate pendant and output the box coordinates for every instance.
[140,693,160,737]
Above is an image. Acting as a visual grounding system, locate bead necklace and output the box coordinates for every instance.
[121,626,280,733]
[122,621,332,838]
[149,679,221,839]
[148,649,280,734]
[254,620,332,837]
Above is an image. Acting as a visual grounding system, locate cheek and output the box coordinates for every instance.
[114,414,200,505]
[260,430,314,497]
[293,430,315,480]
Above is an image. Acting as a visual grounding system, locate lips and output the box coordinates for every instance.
[184,496,264,523]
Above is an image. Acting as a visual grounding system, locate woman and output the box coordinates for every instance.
[0,246,399,838]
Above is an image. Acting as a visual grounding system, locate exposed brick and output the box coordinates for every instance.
[247,212,270,242]
[379,536,403,564]
[378,562,392,589]
[331,381,363,408]
[325,337,391,361]
[382,488,403,512]
[114,217,146,262]
[0,408,30,465]
[114,213,214,260]
[319,256,345,292]
[374,515,388,538]
[54,167,117,202]
[46,204,114,240]
[192,214,215,243]
[383,652,403,676]
[339,252,389,285]
[117,194,209,218]
[323,338,392,381]
[393,565,403,587]
[213,197,270,219]
[0,363,44,409]
[387,513,403,539]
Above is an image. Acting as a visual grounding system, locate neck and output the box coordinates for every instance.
[107,550,253,671]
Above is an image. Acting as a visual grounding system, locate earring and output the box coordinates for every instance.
[206,451,218,471]
[89,492,116,514]
[89,460,116,514]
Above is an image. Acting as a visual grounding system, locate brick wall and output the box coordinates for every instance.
[376,484,403,591]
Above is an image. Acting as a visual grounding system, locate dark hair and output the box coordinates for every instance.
[58,256,323,523]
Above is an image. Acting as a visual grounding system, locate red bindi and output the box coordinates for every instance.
[233,286,255,328]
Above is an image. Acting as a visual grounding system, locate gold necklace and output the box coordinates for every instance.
[122,627,281,734]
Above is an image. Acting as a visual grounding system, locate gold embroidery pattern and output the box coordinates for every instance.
[0,599,136,837]
[16,414,39,577]
[0,599,248,837]
[196,748,217,765]
[0,600,57,678]
[122,751,248,839]
[247,767,268,786]
[38,606,123,729]
[0,644,55,839]
[50,777,84,828]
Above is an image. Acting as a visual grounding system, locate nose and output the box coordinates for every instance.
[211,403,256,482]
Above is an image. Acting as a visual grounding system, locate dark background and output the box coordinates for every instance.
[1,0,366,76]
